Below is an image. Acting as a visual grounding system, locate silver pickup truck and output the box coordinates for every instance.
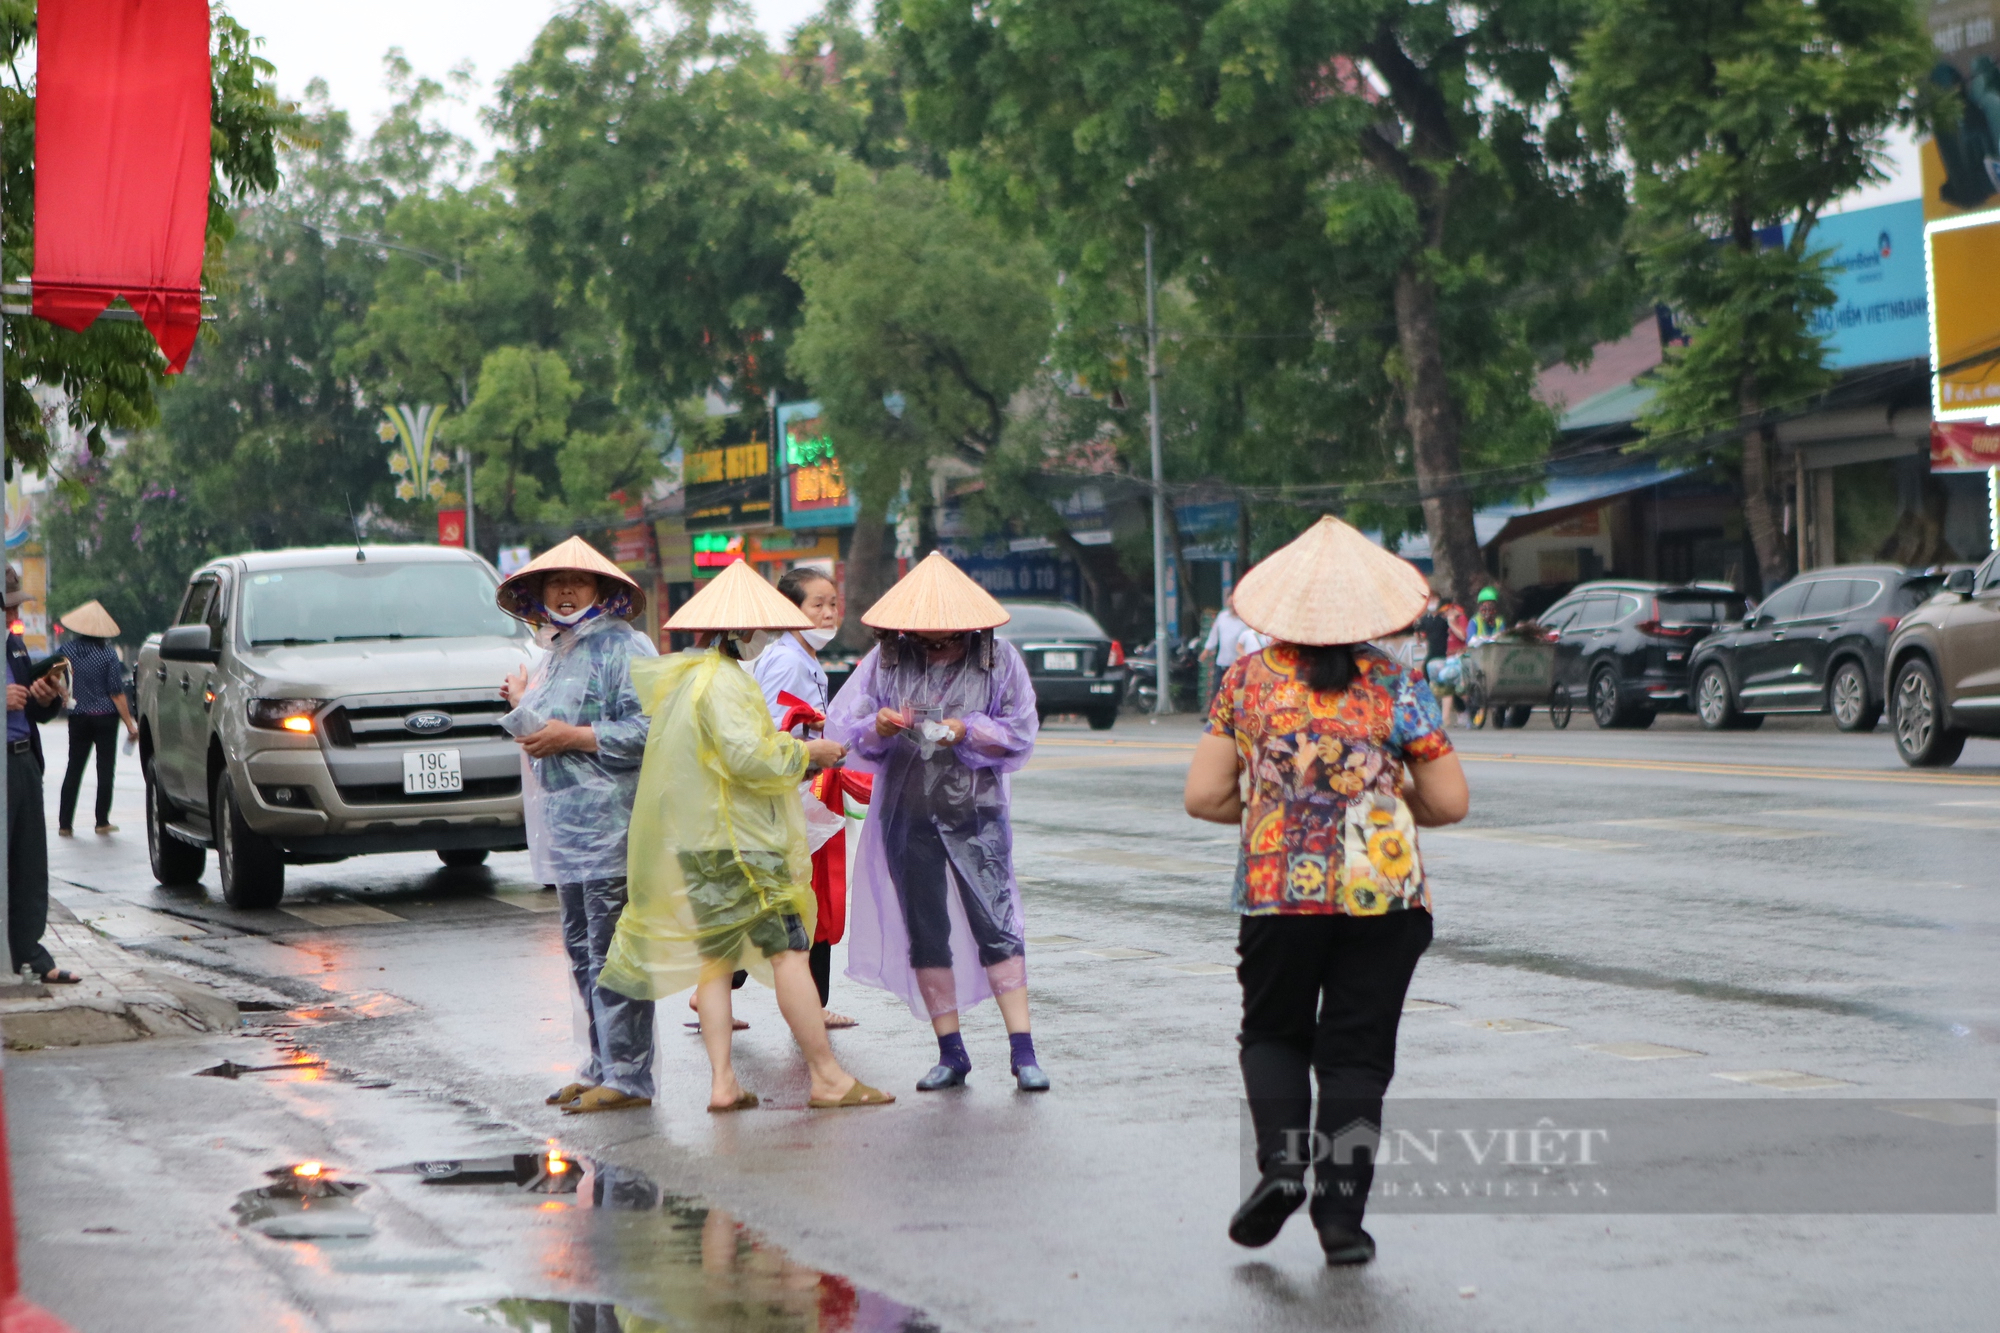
[135,545,537,908]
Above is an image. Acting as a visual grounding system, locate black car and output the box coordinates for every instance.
[1688,564,1942,732]
[997,600,1128,730]
[1537,581,1749,728]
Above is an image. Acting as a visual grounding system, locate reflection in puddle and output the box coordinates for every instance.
[233,1149,936,1330]
[437,1153,933,1332]
[232,1163,374,1239]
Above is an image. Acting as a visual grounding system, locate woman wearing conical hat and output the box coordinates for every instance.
[495,537,660,1115]
[1182,516,1467,1266]
[53,600,136,837]
[597,560,894,1111]
[823,552,1049,1092]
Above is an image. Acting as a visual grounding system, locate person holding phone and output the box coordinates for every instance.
[824,553,1048,1093]
[53,600,136,837]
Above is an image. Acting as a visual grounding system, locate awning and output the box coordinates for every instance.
[1390,458,1691,559]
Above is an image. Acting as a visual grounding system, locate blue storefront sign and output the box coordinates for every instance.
[1786,199,1929,370]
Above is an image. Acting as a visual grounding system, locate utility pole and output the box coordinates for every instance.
[1145,224,1171,715]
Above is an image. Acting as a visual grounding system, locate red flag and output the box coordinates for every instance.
[32,0,211,372]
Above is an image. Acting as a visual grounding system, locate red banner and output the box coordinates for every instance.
[1930,421,2000,472]
[32,0,211,372]
[436,509,466,547]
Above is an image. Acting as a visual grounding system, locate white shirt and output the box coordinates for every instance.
[749,631,828,733]
[1205,607,1252,669]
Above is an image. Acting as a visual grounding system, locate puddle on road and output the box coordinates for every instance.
[237,1149,937,1331]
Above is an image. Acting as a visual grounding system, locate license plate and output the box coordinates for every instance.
[1043,651,1079,672]
[402,749,463,795]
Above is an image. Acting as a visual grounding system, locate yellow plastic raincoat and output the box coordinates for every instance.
[598,648,817,1001]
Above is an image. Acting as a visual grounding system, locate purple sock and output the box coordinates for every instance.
[1009,1032,1039,1071]
[937,1032,971,1073]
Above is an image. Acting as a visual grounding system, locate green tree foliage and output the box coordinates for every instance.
[497,1,860,409]
[1577,0,1927,590]
[790,165,1053,638]
[886,0,1633,601]
[790,167,1051,507]
[445,344,657,529]
[1,7,298,472]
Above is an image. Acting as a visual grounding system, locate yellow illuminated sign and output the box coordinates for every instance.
[1926,212,2000,421]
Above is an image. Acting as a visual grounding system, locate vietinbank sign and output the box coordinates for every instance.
[1785,198,1930,370]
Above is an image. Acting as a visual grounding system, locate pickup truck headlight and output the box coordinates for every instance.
[247,698,325,733]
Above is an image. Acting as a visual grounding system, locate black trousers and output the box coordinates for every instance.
[7,747,53,977]
[809,939,832,1006]
[888,813,1022,970]
[1238,909,1432,1228]
[59,712,120,830]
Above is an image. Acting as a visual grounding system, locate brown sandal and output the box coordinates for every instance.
[545,1082,589,1106]
[808,1080,895,1109]
[562,1087,653,1115]
[822,1011,859,1030]
[708,1090,759,1113]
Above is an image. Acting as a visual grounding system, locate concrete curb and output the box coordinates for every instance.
[0,902,241,1050]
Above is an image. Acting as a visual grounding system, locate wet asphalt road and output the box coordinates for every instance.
[10,710,2000,1331]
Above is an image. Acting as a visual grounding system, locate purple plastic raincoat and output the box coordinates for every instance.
[825,634,1038,1018]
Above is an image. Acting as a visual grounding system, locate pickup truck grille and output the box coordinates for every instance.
[324,698,511,748]
[335,776,522,805]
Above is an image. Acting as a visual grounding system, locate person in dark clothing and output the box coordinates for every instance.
[54,600,136,836]
[4,568,75,984]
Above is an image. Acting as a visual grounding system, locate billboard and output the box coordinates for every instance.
[682,438,773,532]
[1923,1,2000,218]
[776,400,858,529]
[1924,210,2000,420]
[1791,199,1929,368]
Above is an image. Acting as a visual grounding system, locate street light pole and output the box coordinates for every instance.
[1145,224,1171,715]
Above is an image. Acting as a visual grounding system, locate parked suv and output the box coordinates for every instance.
[996,600,1127,729]
[1885,555,2000,766]
[135,546,536,907]
[1537,581,1748,728]
[1689,565,1942,733]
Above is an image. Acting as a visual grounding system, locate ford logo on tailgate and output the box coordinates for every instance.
[403,710,454,736]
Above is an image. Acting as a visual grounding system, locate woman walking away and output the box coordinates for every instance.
[598,560,892,1112]
[1183,516,1468,1266]
[496,538,658,1115]
[824,552,1047,1092]
[54,601,136,836]
[751,565,869,1029]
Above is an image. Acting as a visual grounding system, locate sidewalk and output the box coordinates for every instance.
[0,890,240,1050]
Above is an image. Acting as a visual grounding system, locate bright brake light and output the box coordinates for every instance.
[247,697,325,732]
[1107,640,1125,667]
[1637,620,1697,638]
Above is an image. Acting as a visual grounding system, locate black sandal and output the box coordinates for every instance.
[41,969,82,985]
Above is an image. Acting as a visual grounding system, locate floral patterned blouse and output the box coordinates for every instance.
[1206,644,1452,916]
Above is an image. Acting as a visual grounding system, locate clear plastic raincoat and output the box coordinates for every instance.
[598,649,818,1001]
[824,634,1038,1018]
[498,613,656,883]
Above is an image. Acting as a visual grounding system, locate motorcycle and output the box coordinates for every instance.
[1124,639,1202,714]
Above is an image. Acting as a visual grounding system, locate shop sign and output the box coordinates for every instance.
[684,438,773,531]
[1931,420,2000,471]
[1925,211,2000,421]
[692,532,746,572]
[777,401,859,528]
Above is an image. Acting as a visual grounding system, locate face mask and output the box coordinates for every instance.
[801,627,837,650]
[729,630,771,661]
[547,604,594,627]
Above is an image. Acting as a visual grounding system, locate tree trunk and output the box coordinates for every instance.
[1737,370,1790,595]
[838,495,897,651]
[1394,268,1484,603]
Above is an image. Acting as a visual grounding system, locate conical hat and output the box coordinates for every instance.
[58,600,119,639]
[861,552,1010,632]
[1231,515,1430,646]
[497,536,646,623]
[665,559,813,632]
